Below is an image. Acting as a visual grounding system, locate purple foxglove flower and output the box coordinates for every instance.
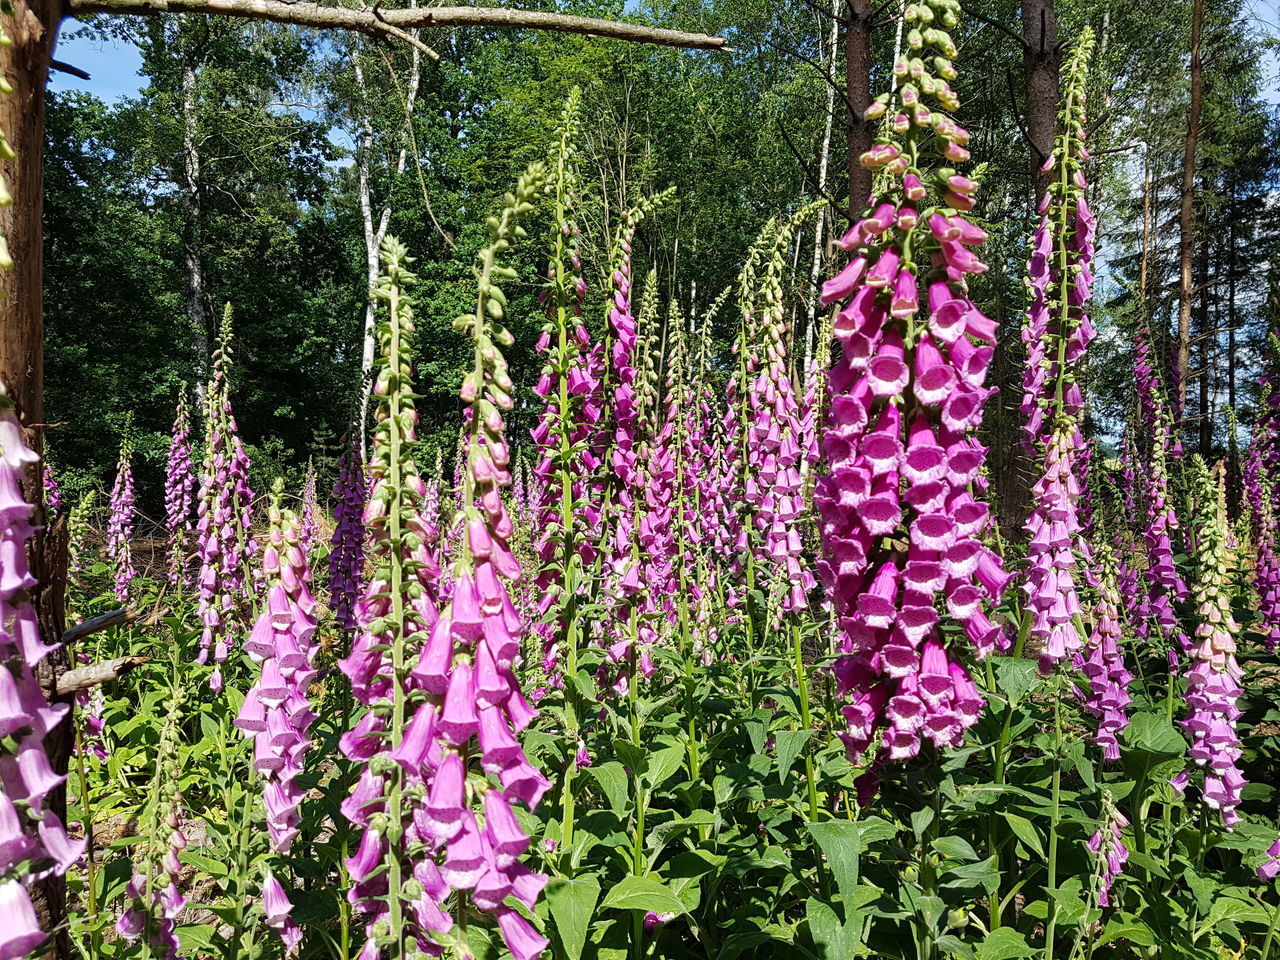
[1258,837,1280,881]
[814,8,1008,785]
[0,880,46,959]
[1087,791,1129,908]
[328,434,366,632]
[107,433,138,602]
[42,458,60,515]
[194,310,259,677]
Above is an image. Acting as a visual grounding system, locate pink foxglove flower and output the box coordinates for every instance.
[814,0,1008,781]
[299,461,318,557]
[1080,539,1132,761]
[1180,458,1246,829]
[107,432,138,603]
[1020,32,1096,674]
[236,482,319,952]
[1259,837,1280,881]
[1246,342,1280,650]
[0,384,85,958]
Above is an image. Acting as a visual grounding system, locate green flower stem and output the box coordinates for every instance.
[1044,695,1064,960]
[792,621,820,824]
[988,607,1030,930]
[1260,889,1280,960]
[383,267,410,960]
[74,728,100,960]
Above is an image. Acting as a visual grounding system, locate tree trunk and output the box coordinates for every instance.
[180,27,209,404]
[806,0,840,330]
[1195,222,1210,456]
[845,0,873,217]
[1020,0,1060,201]
[1,3,71,949]
[354,30,421,452]
[1177,0,1204,387]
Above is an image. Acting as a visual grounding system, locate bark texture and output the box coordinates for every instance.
[1177,0,1205,388]
[845,0,873,217]
[1020,0,1060,200]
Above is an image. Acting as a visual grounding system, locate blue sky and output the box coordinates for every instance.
[49,30,144,102]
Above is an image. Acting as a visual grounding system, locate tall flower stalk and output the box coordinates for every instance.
[815,0,1007,779]
[1020,30,1096,674]
[107,429,138,603]
[1179,457,1246,828]
[235,480,319,953]
[165,385,196,587]
[329,433,366,633]
[0,382,85,959]
[194,307,258,689]
[116,651,187,959]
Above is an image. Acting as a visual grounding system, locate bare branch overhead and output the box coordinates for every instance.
[66,0,732,52]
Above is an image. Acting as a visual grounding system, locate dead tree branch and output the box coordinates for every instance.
[56,656,150,696]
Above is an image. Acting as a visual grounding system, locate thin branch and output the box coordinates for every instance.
[62,606,137,645]
[51,59,92,80]
[66,0,730,51]
[958,3,1027,49]
[56,656,150,697]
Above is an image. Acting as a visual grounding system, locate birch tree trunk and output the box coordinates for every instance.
[181,26,209,405]
[354,27,421,451]
[806,0,840,331]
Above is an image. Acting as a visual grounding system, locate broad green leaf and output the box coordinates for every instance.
[745,720,767,755]
[1097,918,1156,947]
[588,763,630,815]
[933,835,979,862]
[1124,712,1185,758]
[599,875,685,915]
[612,739,646,773]
[992,657,1039,706]
[1001,812,1045,858]
[806,897,861,956]
[774,729,811,783]
[546,876,600,960]
[915,895,946,931]
[645,746,686,789]
[715,931,777,960]
[975,927,1036,960]
[806,821,860,904]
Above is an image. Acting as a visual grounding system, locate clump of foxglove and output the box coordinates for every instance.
[340,171,549,960]
[1180,457,1245,828]
[1079,539,1132,761]
[814,0,1009,775]
[107,431,138,602]
[165,386,197,586]
[1020,31,1095,673]
[0,383,85,958]
[194,308,259,688]
[328,434,366,633]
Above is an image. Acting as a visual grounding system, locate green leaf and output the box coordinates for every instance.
[588,763,630,815]
[645,746,686,789]
[612,739,646,773]
[915,895,946,931]
[933,835,979,862]
[546,876,600,960]
[745,720,767,755]
[992,657,1039,706]
[806,821,860,904]
[774,729,811,783]
[599,875,686,915]
[1001,812,1045,858]
[714,931,778,960]
[975,927,1036,960]
[1097,918,1156,947]
[911,807,935,840]
[806,897,861,956]
[1124,712,1185,758]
